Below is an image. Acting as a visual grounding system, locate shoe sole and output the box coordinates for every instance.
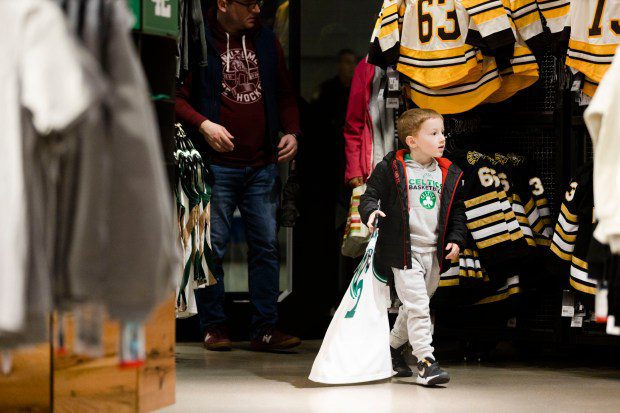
[250,338,302,351]
[204,341,232,351]
[415,373,450,387]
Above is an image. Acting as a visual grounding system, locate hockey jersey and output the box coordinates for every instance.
[585,46,620,253]
[469,0,545,103]
[369,0,516,88]
[549,162,597,295]
[536,0,569,35]
[564,0,620,96]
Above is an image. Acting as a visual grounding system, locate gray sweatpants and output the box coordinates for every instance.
[389,250,440,360]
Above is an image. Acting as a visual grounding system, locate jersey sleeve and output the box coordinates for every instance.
[536,0,570,35]
[549,177,581,277]
[508,0,546,54]
[368,0,404,68]
[461,0,516,50]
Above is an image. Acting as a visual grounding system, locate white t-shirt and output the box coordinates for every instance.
[0,0,93,335]
[405,155,443,253]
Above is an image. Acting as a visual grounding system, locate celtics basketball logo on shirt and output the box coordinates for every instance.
[420,191,436,209]
[409,171,442,210]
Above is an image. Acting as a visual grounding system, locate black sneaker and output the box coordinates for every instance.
[390,345,413,377]
[416,357,450,386]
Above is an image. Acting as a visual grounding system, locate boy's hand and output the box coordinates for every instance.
[367,210,386,233]
[445,243,460,260]
[348,177,364,188]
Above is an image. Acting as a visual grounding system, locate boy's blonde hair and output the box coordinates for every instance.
[396,108,443,146]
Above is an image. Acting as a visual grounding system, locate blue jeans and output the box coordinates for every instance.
[195,163,280,337]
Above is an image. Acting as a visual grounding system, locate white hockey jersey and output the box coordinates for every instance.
[536,0,570,34]
[370,0,516,88]
[565,0,620,95]
[585,47,620,254]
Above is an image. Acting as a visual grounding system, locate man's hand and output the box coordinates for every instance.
[199,119,235,152]
[348,177,364,188]
[367,210,386,233]
[445,243,460,260]
[278,134,298,163]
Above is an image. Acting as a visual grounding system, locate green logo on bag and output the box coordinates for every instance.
[345,248,373,319]
[420,191,436,209]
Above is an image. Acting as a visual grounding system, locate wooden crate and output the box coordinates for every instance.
[0,343,51,412]
[0,297,175,413]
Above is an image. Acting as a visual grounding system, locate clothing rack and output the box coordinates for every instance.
[0,2,179,410]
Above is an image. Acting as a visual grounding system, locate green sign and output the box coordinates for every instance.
[142,0,179,37]
[129,0,141,30]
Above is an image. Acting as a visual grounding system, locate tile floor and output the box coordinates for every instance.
[161,341,620,413]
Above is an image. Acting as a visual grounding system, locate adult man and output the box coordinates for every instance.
[175,0,301,351]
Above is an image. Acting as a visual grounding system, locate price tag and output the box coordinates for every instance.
[386,97,400,109]
[378,87,385,100]
[387,67,400,91]
[571,73,583,92]
[571,316,583,328]
[561,290,575,317]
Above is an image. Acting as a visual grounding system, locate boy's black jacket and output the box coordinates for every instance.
[359,149,467,282]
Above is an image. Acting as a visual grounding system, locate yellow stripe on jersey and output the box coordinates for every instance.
[405,57,502,114]
[510,0,544,39]
[536,0,569,33]
[555,224,577,243]
[570,278,597,296]
[535,237,551,246]
[582,77,599,98]
[484,67,538,103]
[476,286,521,305]
[560,203,578,223]
[550,242,572,262]
[566,40,618,83]
[439,278,460,287]
[467,212,506,229]
[398,45,482,88]
[464,191,500,208]
[572,255,589,272]
[477,233,512,248]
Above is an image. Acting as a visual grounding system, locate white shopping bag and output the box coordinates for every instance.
[309,229,394,384]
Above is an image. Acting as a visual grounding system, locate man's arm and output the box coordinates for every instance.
[175,72,208,131]
[174,73,234,152]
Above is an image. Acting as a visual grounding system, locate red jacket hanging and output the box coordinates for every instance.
[344,58,376,183]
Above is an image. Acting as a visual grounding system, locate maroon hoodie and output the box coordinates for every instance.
[175,10,300,168]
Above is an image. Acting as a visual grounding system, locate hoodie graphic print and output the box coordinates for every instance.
[405,154,443,253]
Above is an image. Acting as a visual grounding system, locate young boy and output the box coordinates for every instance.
[359,108,466,386]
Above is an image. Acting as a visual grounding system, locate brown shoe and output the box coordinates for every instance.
[250,327,301,351]
[203,325,232,351]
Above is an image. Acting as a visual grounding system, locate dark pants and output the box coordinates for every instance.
[195,163,280,337]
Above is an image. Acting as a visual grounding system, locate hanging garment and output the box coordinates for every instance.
[309,230,393,384]
[564,0,620,96]
[549,162,597,295]
[536,0,570,36]
[58,0,178,322]
[585,46,620,253]
[0,0,96,344]
[370,0,515,88]
[177,0,208,80]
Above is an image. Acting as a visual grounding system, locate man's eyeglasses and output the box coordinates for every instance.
[231,0,264,10]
